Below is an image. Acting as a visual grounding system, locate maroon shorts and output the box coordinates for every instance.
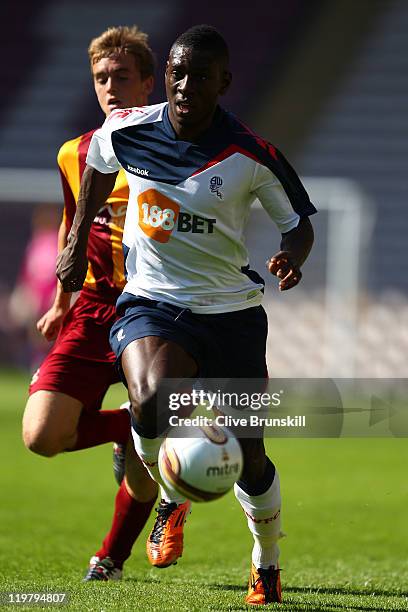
[29,291,121,411]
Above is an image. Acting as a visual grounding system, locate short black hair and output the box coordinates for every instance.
[171,24,229,64]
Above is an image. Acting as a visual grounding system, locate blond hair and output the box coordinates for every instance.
[88,25,154,79]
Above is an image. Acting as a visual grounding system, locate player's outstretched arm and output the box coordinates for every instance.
[56,165,118,292]
[267,216,314,291]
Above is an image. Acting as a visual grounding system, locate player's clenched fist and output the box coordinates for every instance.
[267,250,302,291]
[37,305,67,341]
[56,243,88,293]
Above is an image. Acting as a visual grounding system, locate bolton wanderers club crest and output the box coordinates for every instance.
[209,176,223,200]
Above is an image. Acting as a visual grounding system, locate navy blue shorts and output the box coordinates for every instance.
[110,294,268,379]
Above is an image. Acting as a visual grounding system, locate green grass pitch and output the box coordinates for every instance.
[1,369,407,611]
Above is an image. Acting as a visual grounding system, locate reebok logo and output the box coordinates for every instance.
[127,164,149,177]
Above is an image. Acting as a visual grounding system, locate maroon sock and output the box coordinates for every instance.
[95,481,156,568]
[69,408,130,451]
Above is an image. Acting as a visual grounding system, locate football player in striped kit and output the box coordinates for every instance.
[22,26,158,581]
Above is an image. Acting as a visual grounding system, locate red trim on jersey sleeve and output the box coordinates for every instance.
[191,144,261,177]
[236,118,278,161]
[107,107,147,122]
[190,117,279,178]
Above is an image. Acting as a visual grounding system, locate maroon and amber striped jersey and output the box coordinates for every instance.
[58,129,128,301]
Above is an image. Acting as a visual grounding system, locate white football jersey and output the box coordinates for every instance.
[87,102,316,313]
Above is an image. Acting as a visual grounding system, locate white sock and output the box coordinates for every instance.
[131,428,187,505]
[234,470,282,569]
[159,484,186,505]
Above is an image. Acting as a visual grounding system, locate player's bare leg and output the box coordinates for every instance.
[22,390,129,456]
[23,390,157,581]
[22,391,83,456]
[122,336,197,568]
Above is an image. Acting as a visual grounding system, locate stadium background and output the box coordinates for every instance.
[1,1,407,610]
[1,0,407,377]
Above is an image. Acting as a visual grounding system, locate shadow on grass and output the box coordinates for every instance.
[124,578,407,611]
[207,582,408,611]
[287,585,408,598]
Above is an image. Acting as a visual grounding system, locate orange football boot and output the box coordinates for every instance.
[245,563,282,605]
[146,499,191,568]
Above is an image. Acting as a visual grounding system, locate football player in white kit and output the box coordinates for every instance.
[57,24,315,606]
